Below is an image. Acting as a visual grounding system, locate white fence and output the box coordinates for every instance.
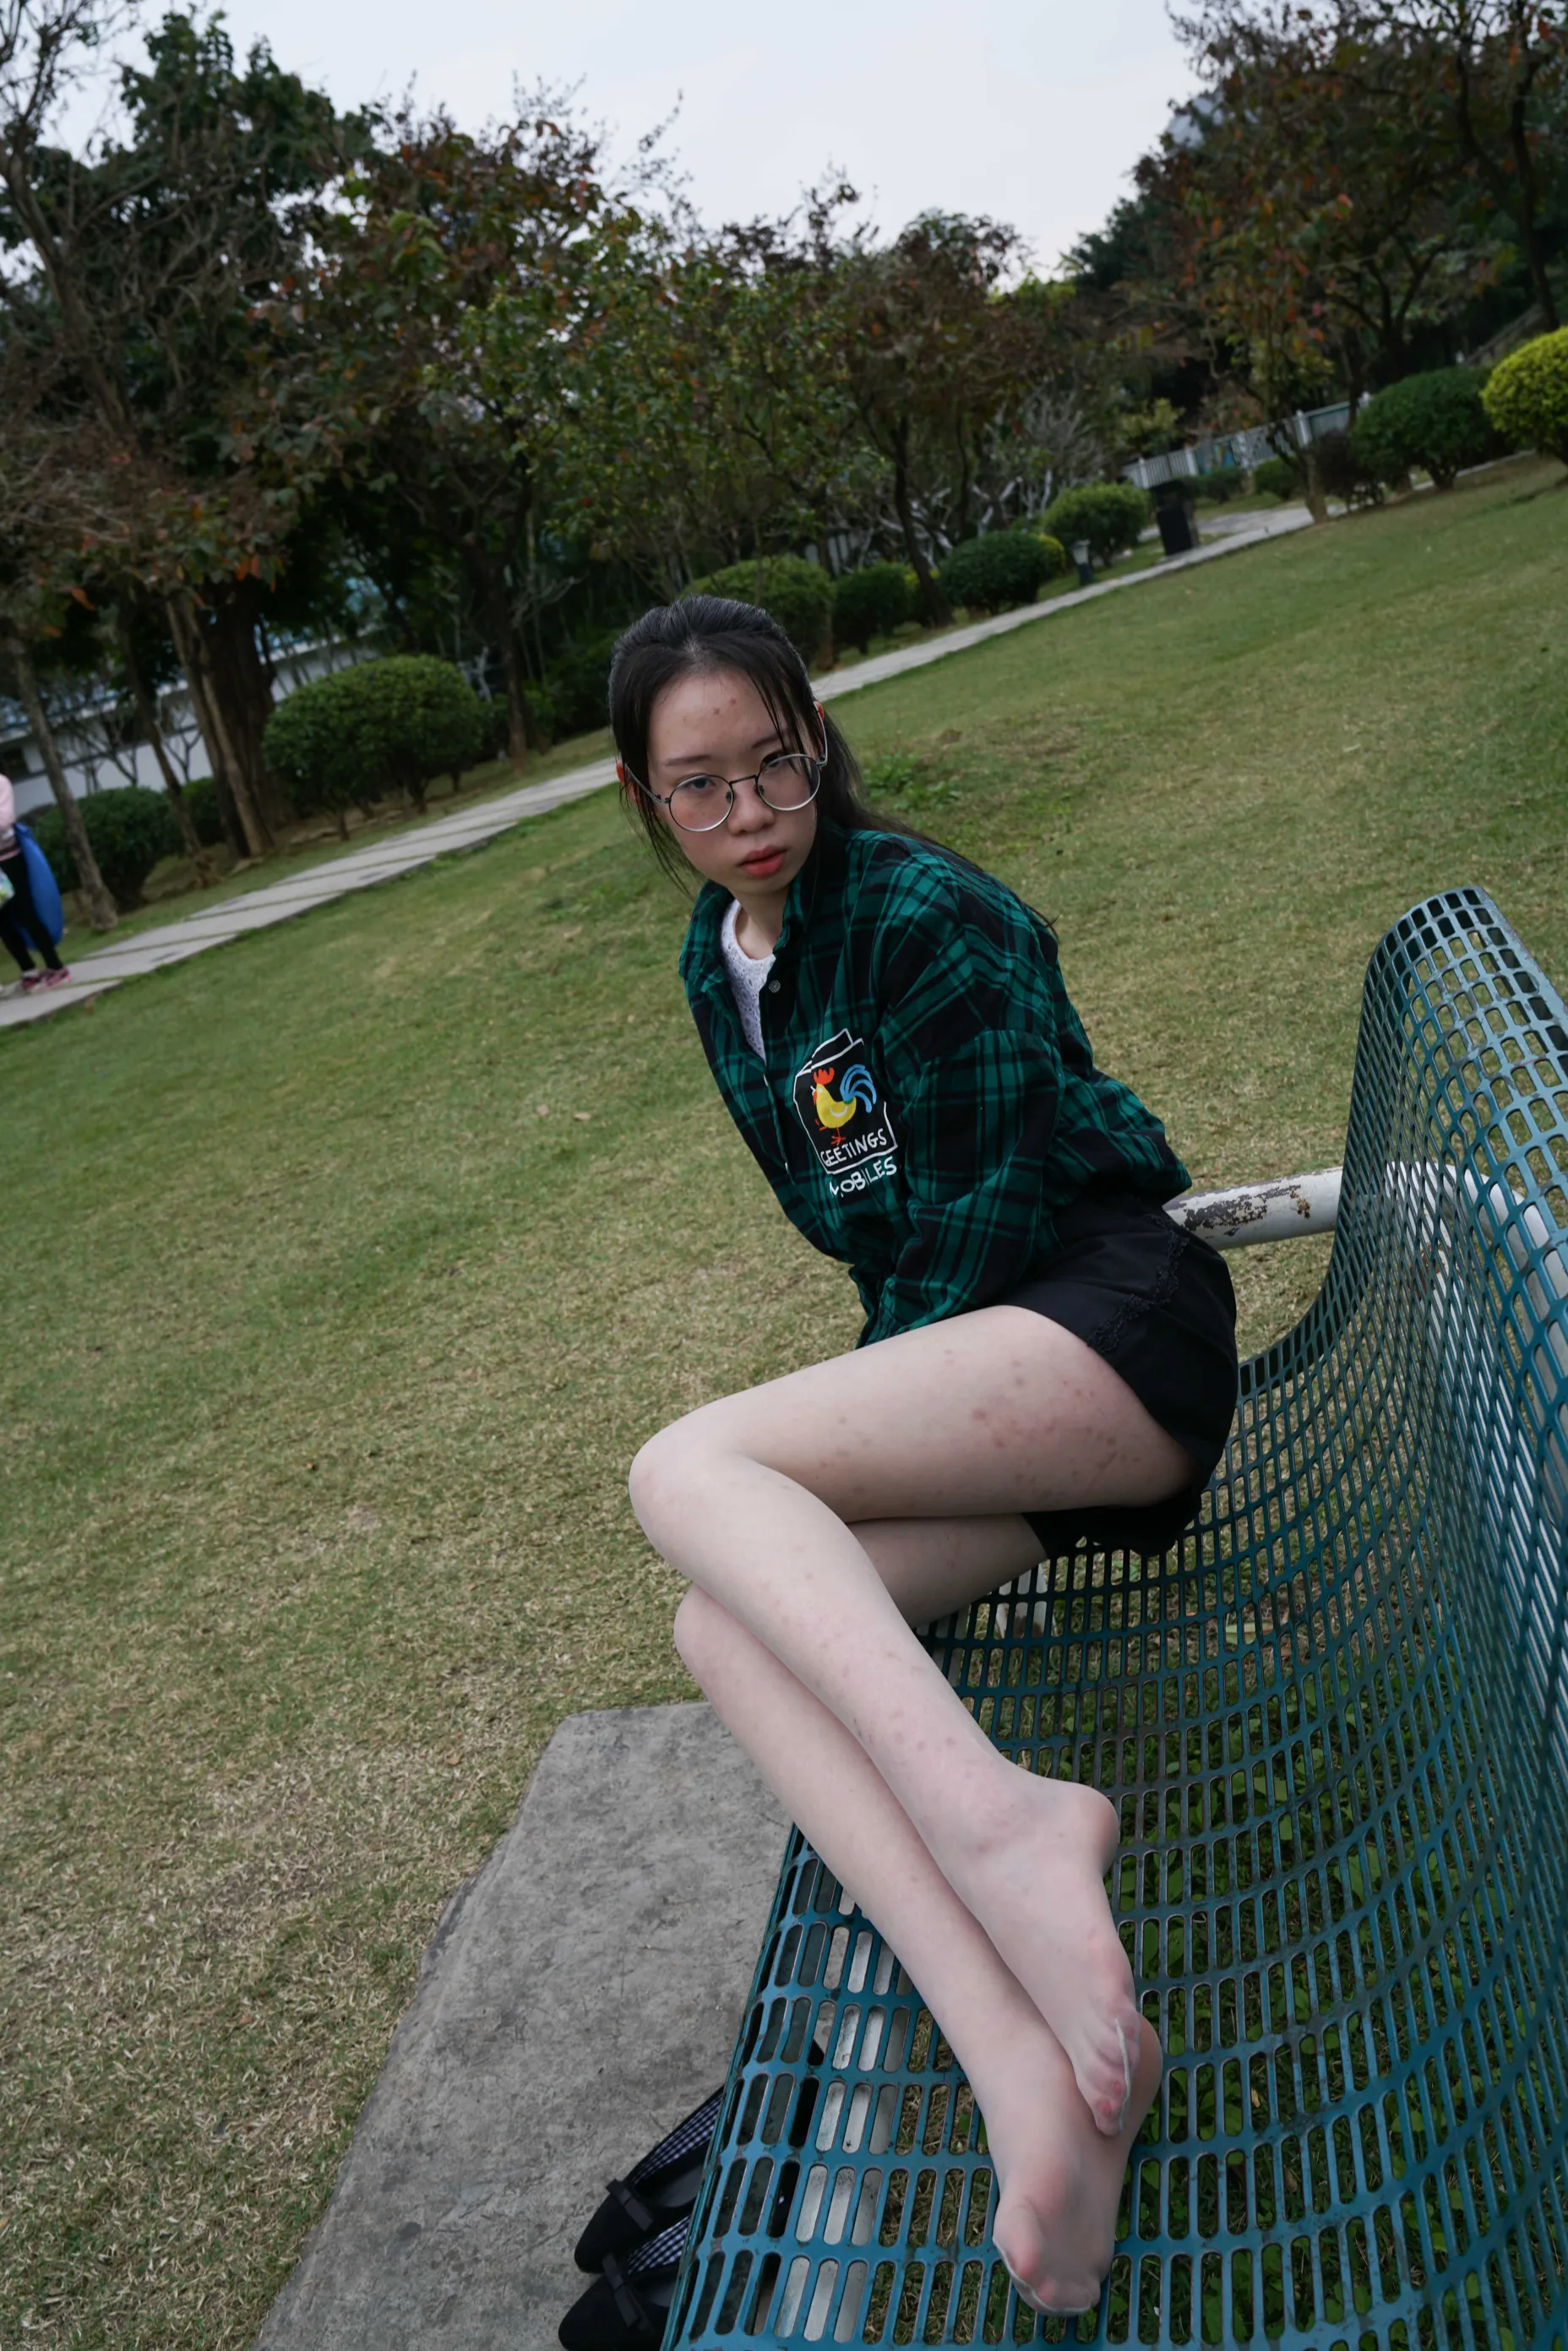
[1124,400,1357,491]
[1,631,397,821]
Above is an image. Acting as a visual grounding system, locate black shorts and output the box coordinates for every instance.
[1004,1186,1239,1557]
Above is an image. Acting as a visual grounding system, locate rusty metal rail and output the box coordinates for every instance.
[1166,1165,1342,1249]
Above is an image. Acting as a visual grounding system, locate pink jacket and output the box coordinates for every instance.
[0,774,14,856]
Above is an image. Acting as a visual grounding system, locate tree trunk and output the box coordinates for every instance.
[117,616,218,885]
[470,550,537,763]
[1300,439,1330,525]
[892,425,950,624]
[165,593,272,857]
[8,636,117,931]
[208,585,291,835]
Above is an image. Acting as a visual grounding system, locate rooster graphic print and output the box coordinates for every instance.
[791,1028,900,1198]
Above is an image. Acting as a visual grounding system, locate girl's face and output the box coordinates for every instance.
[634,667,819,904]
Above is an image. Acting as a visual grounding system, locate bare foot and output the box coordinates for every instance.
[950,1772,1141,2135]
[983,2013,1162,2315]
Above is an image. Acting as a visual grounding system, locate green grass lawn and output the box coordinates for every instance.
[3,456,1565,2348]
[57,728,619,950]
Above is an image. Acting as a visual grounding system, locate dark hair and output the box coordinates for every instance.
[607,595,923,881]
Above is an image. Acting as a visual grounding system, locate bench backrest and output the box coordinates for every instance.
[669,886,1568,2350]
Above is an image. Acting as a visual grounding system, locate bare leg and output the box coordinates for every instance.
[676,1585,1161,2314]
[630,1303,1191,2135]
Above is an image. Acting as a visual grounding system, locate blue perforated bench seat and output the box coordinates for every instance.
[665,887,1568,2351]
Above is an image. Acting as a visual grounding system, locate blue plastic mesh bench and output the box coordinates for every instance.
[666,886,1568,2350]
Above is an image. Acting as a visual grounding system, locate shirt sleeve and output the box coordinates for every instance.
[855,868,1066,1346]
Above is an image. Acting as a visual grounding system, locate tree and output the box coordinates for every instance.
[0,8,376,856]
[0,419,122,928]
[522,204,872,591]
[826,213,1031,621]
[1178,2,1567,345]
[1368,0,1568,329]
[258,106,639,764]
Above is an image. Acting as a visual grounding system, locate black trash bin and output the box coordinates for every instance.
[1153,482,1200,556]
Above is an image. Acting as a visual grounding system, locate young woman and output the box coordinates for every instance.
[612,597,1238,2316]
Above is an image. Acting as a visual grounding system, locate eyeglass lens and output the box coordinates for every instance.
[667,753,819,832]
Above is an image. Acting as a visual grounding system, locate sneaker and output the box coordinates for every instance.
[19,971,45,993]
[41,967,71,989]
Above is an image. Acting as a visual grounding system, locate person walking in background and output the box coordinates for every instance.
[0,774,70,994]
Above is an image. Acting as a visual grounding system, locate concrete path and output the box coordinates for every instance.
[1,506,1312,1035]
[254,1702,788,2351]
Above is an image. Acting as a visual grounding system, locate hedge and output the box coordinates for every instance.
[1253,456,1299,500]
[264,656,493,831]
[541,627,623,737]
[1038,482,1151,567]
[831,563,914,653]
[1483,327,1568,469]
[28,786,179,911]
[686,556,834,664]
[1350,367,1492,492]
[935,531,1058,615]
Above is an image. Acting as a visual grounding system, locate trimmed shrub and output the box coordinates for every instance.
[687,556,834,664]
[543,628,622,737]
[1350,367,1492,492]
[30,786,179,911]
[1312,428,1384,508]
[1022,530,1070,580]
[1038,482,1152,567]
[1193,470,1246,503]
[1253,455,1300,500]
[831,562,914,653]
[181,776,226,848]
[1483,326,1568,468]
[938,531,1060,615]
[264,656,491,832]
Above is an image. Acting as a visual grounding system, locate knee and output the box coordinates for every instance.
[672,1583,728,1680]
[628,1415,710,1548]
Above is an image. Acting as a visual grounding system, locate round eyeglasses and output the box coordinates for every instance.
[631,750,823,834]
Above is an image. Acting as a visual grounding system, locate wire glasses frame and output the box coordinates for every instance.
[626,749,825,834]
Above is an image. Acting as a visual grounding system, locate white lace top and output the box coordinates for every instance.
[721,896,776,1058]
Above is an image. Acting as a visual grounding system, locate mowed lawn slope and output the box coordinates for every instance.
[3,459,1564,2348]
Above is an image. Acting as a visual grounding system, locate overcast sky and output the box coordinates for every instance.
[72,0,1194,270]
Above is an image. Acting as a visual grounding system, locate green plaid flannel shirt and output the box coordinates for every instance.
[680,819,1190,1346]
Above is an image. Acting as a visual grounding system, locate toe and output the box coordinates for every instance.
[1075,2007,1140,2136]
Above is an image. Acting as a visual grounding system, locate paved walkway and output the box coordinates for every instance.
[253,1702,787,2351]
[1,507,1312,1033]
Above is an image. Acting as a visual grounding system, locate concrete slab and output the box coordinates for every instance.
[253,1701,788,2351]
[0,976,122,1026]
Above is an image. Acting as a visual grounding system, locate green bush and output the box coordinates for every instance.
[1193,470,1245,503]
[1483,326,1568,468]
[542,628,622,737]
[1252,455,1300,500]
[1312,428,1384,508]
[1350,367,1492,492]
[30,786,179,911]
[687,556,834,664]
[831,563,914,653]
[264,656,491,830]
[181,776,227,847]
[1022,530,1070,580]
[1038,482,1152,567]
[937,531,1059,615]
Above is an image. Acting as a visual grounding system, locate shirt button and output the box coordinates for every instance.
[766,979,781,994]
